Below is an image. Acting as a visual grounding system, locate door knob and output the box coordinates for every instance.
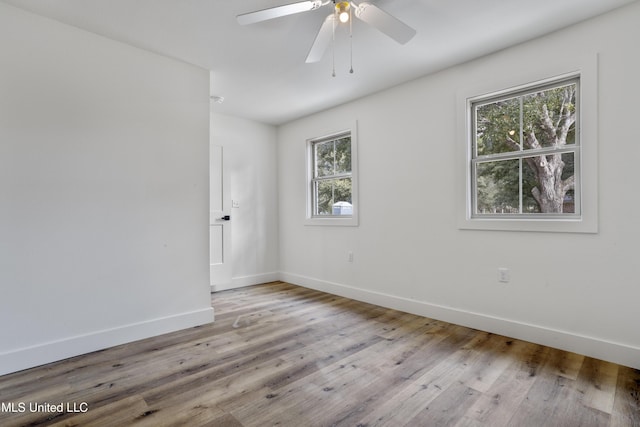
[219,215,231,221]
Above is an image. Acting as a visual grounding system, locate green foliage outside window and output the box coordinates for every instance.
[473,80,578,215]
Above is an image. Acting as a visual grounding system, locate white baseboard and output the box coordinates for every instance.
[211,272,279,292]
[0,307,214,376]
[279,271,640,370]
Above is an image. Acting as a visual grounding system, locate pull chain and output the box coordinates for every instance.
[332,14,336,77]
[349,5,353,74]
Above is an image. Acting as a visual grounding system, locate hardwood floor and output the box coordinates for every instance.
[1,281,638,426]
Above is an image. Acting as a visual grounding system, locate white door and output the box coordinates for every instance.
[210,144,232,291]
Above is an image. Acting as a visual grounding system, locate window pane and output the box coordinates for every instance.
[334,137,351,174]
[315,141,334,178]
[563,189,576,214]
[522,152,576,213]
[314,177,352,216]
[522,83,576,149]
[475,159,520,214]
[475,97,521,156]
[522,158,540,213]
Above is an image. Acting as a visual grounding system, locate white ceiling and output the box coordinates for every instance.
[3,0,636,124]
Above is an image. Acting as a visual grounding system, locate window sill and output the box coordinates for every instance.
[458,216,597,233]
[304,216,359,227]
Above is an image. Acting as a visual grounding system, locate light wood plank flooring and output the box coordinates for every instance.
[0,281,638,426]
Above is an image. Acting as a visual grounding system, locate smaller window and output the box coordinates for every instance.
[306,126,358,226]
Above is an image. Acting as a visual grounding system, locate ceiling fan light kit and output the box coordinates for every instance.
[336,1,351,23]
[237,0,416,76]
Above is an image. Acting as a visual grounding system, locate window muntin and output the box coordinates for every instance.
[310,133,353,217]
[471,77,580,218]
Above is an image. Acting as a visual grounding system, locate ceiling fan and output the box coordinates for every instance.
[237,0,416,65]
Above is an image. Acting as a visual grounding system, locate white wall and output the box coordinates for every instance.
[0,4,213,375]
[211,113,279,289]
[277,2,640,369]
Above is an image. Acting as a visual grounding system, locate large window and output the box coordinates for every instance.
[471,77,580,218]
[306,126,358,226]
[457,55,599,233]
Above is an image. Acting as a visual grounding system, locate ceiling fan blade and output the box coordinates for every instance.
[306,14,334,63]
[237,0,323,25]
[354,2,416,44]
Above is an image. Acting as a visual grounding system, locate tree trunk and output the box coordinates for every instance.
[527,153,566,213]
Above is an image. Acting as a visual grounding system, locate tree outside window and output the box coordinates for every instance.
[472,78,579,217]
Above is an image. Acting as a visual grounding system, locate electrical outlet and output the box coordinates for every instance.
[348,251,354,262]
[498,268,510,283]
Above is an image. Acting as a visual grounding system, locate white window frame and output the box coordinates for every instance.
[305,121,359,226]
[457,54,598,233]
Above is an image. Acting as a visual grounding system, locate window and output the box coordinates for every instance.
[471,77,580,218]
[306,125,358,226]
[457,54,598,233]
